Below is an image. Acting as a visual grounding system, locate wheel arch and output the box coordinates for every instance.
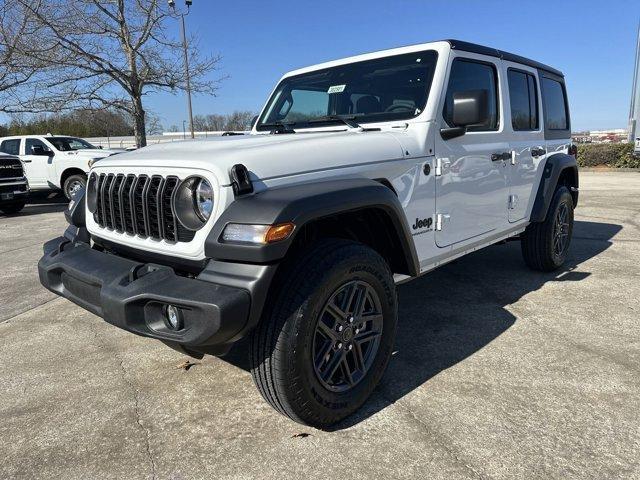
[530,153,578,223]
[205,178,420,277]
[60,167,87,188]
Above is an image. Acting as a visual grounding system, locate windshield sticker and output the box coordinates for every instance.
[327,84,346,94]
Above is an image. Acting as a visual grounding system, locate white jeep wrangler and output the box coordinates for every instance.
[0,135,121,199]
[39,40,578,428]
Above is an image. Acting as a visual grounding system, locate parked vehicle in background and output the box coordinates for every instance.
[0,135,121,199]
[634,137,640,155]
[39,39,578,428]
[0,154,29,215]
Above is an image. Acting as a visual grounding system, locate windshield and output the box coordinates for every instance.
[257,50,438,131]
[47,137,97,151]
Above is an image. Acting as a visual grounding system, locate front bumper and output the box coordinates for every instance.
[0,181,29,203]
[38,237,253,350]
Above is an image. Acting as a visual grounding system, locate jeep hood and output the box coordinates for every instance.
[91,131,407,185]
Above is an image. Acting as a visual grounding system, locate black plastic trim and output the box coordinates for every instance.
[205,178,420,276]
[64,187,86,227]
[530,153,578,223]
[92,236,208,274]
[446,39,564,77]
[38,237,259,349]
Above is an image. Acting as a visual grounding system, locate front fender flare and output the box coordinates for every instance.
[205,178,419,275]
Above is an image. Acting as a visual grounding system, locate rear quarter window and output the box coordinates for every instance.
[541,77,569,133]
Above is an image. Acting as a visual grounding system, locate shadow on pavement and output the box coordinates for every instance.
[217,220,622,429]
[4,192,69,217]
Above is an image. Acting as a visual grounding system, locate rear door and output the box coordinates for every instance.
[434,54,509,247]
[503,64,545,222]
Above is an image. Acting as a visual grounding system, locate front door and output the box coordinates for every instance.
[21,138,53,188]
[434,55,509,248]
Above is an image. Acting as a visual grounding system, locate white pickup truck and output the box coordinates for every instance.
[39,39,578,428]
[0,135,120,199]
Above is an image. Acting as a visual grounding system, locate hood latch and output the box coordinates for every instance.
[230,164,254,196]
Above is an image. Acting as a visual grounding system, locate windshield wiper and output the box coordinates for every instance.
[260,121,296,134]
[307,115,361,129]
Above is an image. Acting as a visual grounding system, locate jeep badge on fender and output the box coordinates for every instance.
[38,39,577,429]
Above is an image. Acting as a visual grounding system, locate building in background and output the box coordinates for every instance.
[572,129,628,144]
[629,21,640,142]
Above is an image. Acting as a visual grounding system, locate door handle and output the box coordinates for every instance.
[22,159,32,163]
[531,147,546,158]
[491,152,510,162]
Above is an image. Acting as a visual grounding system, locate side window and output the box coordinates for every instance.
[25,138,51,154]
[444,59,499,131]
[541,77,569,130]
[508,70,539,131]
[0,139,20,156]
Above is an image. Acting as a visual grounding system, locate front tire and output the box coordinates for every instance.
[63,174,87,200]
[250,239,397,429]
[521,186,574,271]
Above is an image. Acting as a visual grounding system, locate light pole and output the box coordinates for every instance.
[169,0,195,140]
[182,120,187,140]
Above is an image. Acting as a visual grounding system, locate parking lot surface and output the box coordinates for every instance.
[1,173,639,480]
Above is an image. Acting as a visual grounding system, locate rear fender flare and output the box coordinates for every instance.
[530,153,578,223]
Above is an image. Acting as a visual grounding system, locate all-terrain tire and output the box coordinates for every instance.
[521,186,574,271]
[250,239,397,429]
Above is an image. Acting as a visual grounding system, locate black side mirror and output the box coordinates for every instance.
[32,145,53,156]
[250,115,258,129]
[441,89,489,140]
[98,145,103,149]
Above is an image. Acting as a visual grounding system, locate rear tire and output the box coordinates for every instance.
[250,239,397,429]
[0,201,26,215]
[521,186,574,271]
[63,174,87,200]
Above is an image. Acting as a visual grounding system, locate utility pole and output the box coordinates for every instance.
[629,20,640,142]
[169,1,195,139]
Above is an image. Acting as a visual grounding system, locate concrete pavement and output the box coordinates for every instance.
[0,173,638,479]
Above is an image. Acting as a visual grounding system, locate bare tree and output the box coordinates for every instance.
[224,110,255,131]
[14,0,223,147]
[206,113,226,131]
[0,2,52,110]
[145,113,164,135]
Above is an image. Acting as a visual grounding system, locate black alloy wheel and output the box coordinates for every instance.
[312,280,383,392]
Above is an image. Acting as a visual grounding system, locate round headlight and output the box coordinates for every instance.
[195,178,213,221]
[173,176,215,231]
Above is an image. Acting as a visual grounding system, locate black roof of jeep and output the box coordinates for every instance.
[444,39,563,77]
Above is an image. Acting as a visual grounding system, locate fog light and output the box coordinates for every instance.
[164,305,182,330]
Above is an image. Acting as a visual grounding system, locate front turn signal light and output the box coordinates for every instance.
[264,223,295,243]
[221,222,295,245]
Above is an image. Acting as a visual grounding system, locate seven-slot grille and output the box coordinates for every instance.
[92,173,195,243]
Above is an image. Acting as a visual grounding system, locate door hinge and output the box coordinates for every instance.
[435,213,450,231]
[434,158,449,176]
